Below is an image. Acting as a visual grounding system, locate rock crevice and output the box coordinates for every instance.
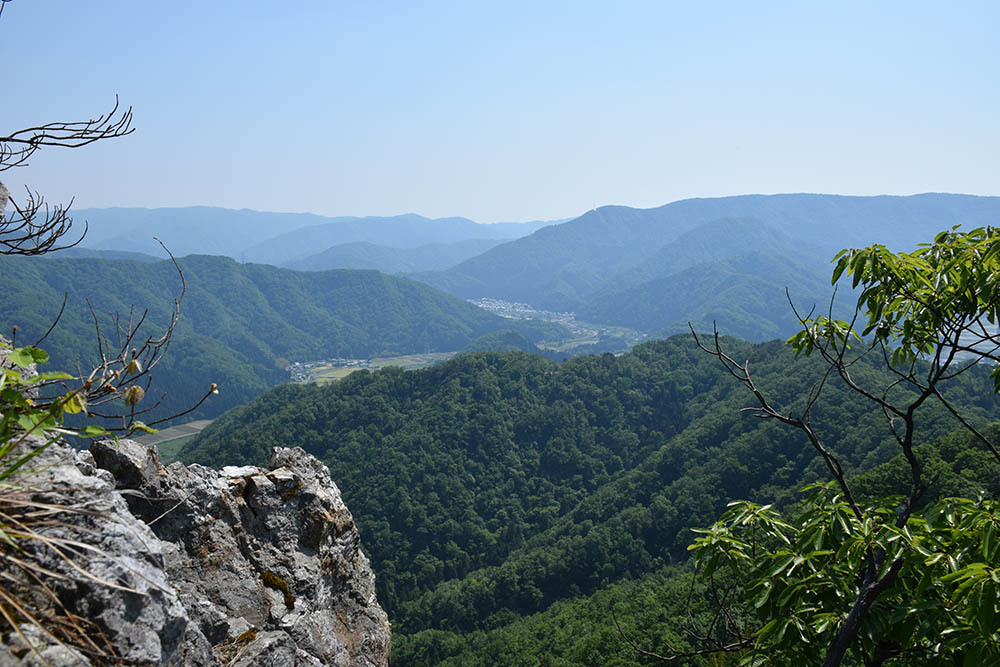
[1,438,390,666]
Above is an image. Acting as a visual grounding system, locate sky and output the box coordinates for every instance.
[1,1,997,222]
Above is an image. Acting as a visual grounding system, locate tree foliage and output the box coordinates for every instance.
[184,331,1000,664]
[0,253,566,425]
[686,226,1000,666]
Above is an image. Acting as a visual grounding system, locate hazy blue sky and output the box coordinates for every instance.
[2,1,997,221]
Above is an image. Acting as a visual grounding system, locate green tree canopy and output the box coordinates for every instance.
[686,226,1000,666]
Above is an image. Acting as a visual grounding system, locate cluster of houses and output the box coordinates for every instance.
[470,298,599,339]
[286,358,374,382]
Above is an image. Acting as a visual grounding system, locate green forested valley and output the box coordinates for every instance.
[0,254,563,425]
[3,0,997,662]
[180,335,1000,664]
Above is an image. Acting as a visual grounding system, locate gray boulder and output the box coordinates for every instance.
[0,437,390,666]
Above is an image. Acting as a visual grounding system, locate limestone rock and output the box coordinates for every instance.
[0,438,203,665]
[0,438,390,666]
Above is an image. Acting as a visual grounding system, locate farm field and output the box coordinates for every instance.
[308,352,457,384]
[370,352,456,369]
[133,419,214,463]
[308,365,361,384]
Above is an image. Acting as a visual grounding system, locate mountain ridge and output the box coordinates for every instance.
[0,253,566,423]
[414,193,1000,313]
[69,206,561,265]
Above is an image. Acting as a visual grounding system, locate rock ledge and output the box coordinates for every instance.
[0,438,390,666]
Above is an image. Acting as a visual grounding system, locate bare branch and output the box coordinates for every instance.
[690,323,865,520]
[0,97,134,173]
[611,601,751,662]
[30,293,68,349]
[931,387,1000,465]
[0,187,87,255]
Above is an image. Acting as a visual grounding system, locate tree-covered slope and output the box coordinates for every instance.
[179,336,1000,664]
[397,416,1000,666]
[461,329,542,354]
[43,247,163,262]
[599,217,822,293]
[578,250,834,340]
[415,193,1000,313]
[0,254,562,423]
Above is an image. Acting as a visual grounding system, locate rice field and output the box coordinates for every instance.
[309,352,456,384]
[133,419,214,463]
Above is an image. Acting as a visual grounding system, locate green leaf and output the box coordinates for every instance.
[1,387,27,406]
[769,554,795,577]
[30,371,74,383]
[77,425,110,438]
[129,421,157,435]
[983,522,997,562]
[753,583,772,609]
[831,256,849,285]
[62,392,87,415]
[7,346,49,368]
[16,413,39,432]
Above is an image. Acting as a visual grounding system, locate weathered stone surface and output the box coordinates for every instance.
[0,438,204,666]
[0,437,390,665]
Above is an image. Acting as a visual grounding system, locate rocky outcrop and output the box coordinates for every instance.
[0,437,390,665]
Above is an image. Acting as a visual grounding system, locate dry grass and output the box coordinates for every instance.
[0,475,129,664]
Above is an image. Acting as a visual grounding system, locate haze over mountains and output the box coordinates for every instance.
[286,239,507,273]
[61,193,1000,345]
[409,193,1000,336]
[9,191,1000,665]
[73,207,559,268]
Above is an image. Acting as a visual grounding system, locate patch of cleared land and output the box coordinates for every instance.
[370,352,455,369]
[308,365,363,384]
[470,297,646,351]
[306,352,456,384]
[134,419,214,463]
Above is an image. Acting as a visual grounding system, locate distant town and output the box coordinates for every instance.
[471,297,647,349]
[286,358,376,383]
[470,297,601,339]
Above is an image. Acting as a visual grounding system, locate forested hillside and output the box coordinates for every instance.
[414,194,1000,332]
[0,254,563,424]
[180,336,1000,664]
[578,250,833,340]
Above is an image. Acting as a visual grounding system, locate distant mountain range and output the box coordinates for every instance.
[57,194,1000,343]
[412,193,1000,338]
[239,215,557,266]
[285,238,506,273]
[68,207,561,268]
